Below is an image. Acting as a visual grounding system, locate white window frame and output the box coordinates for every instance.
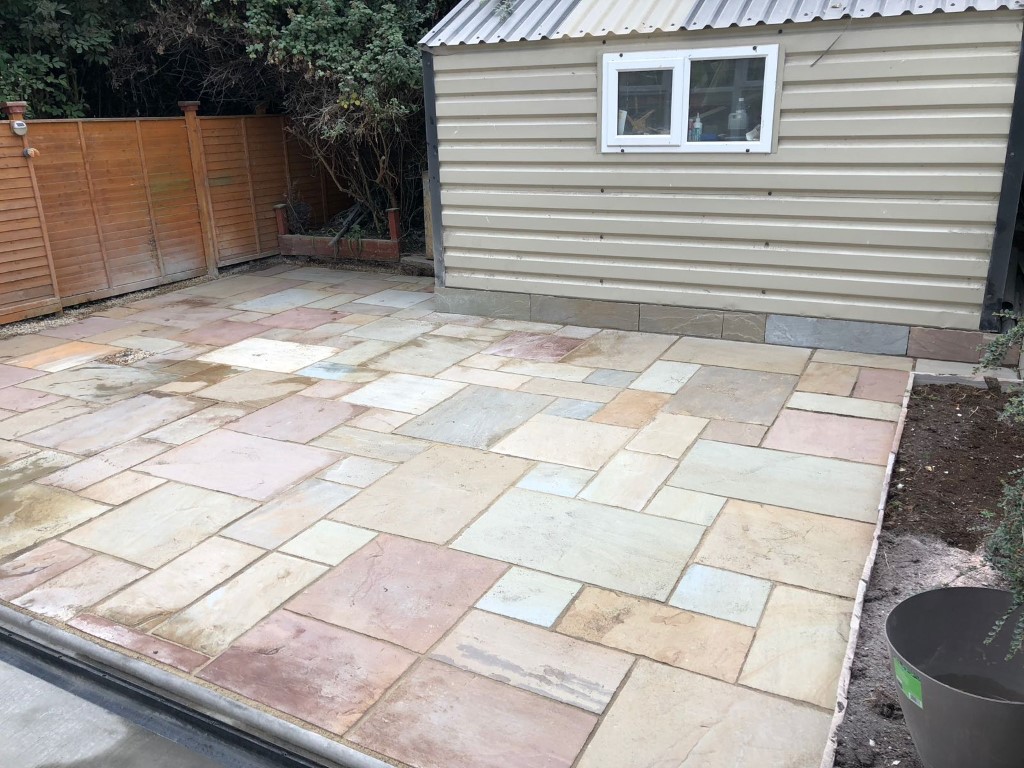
[601,44,780,155]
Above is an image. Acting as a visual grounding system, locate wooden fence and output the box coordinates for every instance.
[0,102,347,324]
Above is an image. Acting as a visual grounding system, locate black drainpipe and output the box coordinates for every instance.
[421,48,445,288]
[982,22,1024,331]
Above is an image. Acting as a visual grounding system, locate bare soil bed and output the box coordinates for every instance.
[833,384,1021,767]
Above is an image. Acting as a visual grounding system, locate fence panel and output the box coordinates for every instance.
[0,125,60,323]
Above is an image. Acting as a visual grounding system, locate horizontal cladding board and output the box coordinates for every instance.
[437,142,1009,167]
[445,251,982,304]
[439,189,999,224]
[443,232,990,278]
[440,166,1003,195]
[441,209,994,250]
[447,271,980,330]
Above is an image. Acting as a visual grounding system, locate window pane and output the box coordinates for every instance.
[617,69,673,136]
[687,57,766,143]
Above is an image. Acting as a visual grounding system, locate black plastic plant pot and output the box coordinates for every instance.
[886,587,1024,768]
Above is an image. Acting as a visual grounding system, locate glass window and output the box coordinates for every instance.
[687,57,766,143]
[602,46,779,154]
[617,70,673,136]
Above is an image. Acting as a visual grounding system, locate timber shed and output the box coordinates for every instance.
[421,0,1024,358]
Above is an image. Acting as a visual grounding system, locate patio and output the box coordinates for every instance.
[0,263,913,768]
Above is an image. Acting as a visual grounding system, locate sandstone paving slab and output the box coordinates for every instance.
[329,445,530,544]
[475,567,581,627]
[435,364,531,390]
[79,471,167,505]
[628,360,700,393]
[396,385,552,449]
[558,587,753,682]
[796,361,859,396]
[496,359,593,381]
[787,391,902,421]
[320,456,396,488]
[13,555,149,621]
[516,462,594,498]
[226,395,362,443]
[518,377,619,403]
[0,440,38,466]
[153,553,326,656]
[23,394,203,456]
[345,408,413,432]
[671,440,885,522]
[0,540,93,601]
[17,364,177,403]
[289,535,506,653]
[584,368,638,387]
[311,426,429,462]
[231,288,330,313]
[575,659,831,768]
[94,537,263,630]
[0,484,109,558]
[353,288,433,309]
[109,335,184,354]
[172,319,265,346]
[138,430,337,501]
[68,614,209,673]
[221,479,358,549]
[543,397,604,420]
[198,338,337,374]
[430,323,508,341]
[853,367,911,403]
[491,414,633,471]
[663,336,811,375]
[578,451,676,511]
[0,335,66,362]
[342,373,465,415]
[0,400,95,440]
[699,419,766,446]
[63,482,256,567]
[563,330,675,372]
[812,348,914,371]
[695,500,875,598]
[669,564,772,627]
[0,449,78,494]
[431,610,633,714]
[665,366,796,425]
[626,412,706,458]
[739,585,854,708]
[255,307,345,330]
[294,361,381,382]
[0,386,60,412]
[38,438,170,492]
[483,332,585,362]
[279,521,376,565]
[145,404,252,445]
[347,318,435,343]
[454,489,703,600]
[37,316,130,340]
[0,363,45,389]
[764,409,896,465]
[488,319,562,333]
[366,335,488,376]
[643,486,726,526]
[7,341,122,372]
[590,390,669,428]
[200,610,415,735]
[323,339,400,366]
[348,659,597,768]
[192,370,315,407]
[129,305,238,330]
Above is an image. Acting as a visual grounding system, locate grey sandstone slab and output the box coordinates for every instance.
[670,440,885,523]
[531,295,639,332]
[722,312,766,343]
[665,366,796,426]
[18,365,177,404]
[397,385,552,449]
[435,287,531,321]
[453,488,704,600]
[766,315,909,355]
[639,305,722,337]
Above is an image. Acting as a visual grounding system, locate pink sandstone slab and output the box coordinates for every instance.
[483,332,585,362]
[173,320,266,346]
[200,610,415,734]
[68,614,209,673]
[226,395,364,443]
[348,659,597,768]
[139,429,338,500]
[852,368,911,404]
[288,534,507,653]
[0,540,93,600]
[762,409,896,465]
[255,308,348,330]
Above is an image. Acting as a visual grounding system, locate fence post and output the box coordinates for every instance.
[2,101,62,309]
[178,101,218,277]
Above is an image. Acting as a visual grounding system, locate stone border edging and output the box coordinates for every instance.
[0,605,390,768]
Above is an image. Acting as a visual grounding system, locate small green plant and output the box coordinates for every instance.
[980,313,1024,658]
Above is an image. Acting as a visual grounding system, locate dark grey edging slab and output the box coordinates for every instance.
[0,605,389,768]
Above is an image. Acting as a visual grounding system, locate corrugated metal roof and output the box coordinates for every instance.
[421,0,1022,46]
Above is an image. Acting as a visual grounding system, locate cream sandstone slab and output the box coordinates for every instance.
[491,414,634,471]
[662,336,810,375]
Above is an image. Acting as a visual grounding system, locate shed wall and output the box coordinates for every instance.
[432,11,1024,329]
